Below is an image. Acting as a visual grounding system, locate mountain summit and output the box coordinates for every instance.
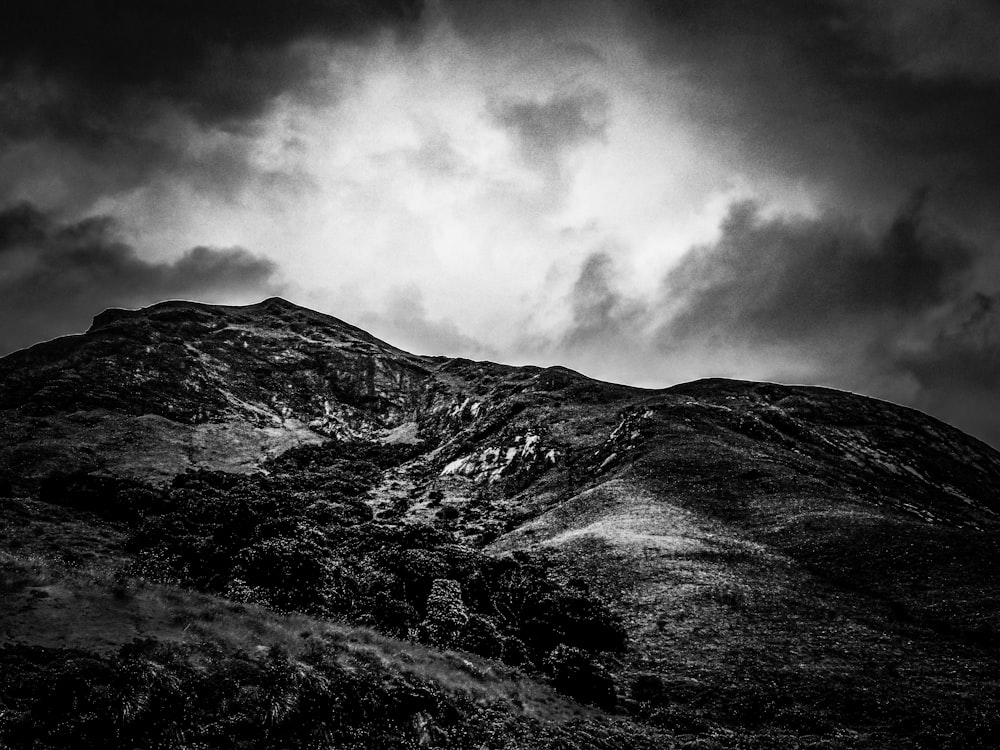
[2,298,999,748]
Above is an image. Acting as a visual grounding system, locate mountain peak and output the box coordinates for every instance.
[88,298,219,331]
[88,305,142,330]
[88,297,355,336]
[255,296,300,310]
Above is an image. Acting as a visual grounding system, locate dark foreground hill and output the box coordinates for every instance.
[2,297,999,749]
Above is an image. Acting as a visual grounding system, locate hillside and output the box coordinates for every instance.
[2,298,1000,749]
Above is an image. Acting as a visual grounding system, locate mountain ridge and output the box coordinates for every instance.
[2,297,1000,748]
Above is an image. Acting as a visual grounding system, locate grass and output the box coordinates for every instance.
[537,521,1000,748]
[0,547,604,727]
[0,496,127,567]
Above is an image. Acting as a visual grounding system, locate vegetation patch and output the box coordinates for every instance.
[32,441,627,705]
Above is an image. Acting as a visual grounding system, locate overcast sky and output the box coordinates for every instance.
[2,0,1000,446]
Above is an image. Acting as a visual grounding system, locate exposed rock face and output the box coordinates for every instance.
[0,298,436,479]
[441,432,559,482]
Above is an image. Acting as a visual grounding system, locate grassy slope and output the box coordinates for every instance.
[475,380,1000,746]
[1,545,677,749]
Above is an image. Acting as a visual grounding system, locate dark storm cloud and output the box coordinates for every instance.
[901,293,1000,448]
[561,251,640,349]
[551,195,1000,444]
[436,0,1000,232]
[442,0,608,43]
[0,0,424,134]
[360,286,497,359]
[850,0,1000,82]
[628,0,1000,226]
[0,1,424,208]
[0,203,281,355]
[659,193,972,350]
[494,89,609,164]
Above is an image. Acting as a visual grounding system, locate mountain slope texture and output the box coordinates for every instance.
[1,297,999,749]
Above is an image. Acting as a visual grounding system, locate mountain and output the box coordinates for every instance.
[2,297,999,749]
[0,297,432,479]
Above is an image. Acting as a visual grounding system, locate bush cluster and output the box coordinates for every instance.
[38,472,168,522]
[0,639,495,749]
[39,441,626,703]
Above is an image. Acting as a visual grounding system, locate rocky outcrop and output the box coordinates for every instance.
[441,432,559,482]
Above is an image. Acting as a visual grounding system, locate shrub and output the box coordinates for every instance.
[0,639,498,750]
[38,472,165,521]
[116,440,627,673]
[231,527,333,613]
[372,591,419,637]
[500,636,532,668]
[436,505,461,521]
[392,548,448,605]
[461,614,503,659]
[632,673,666,704]
[421,579,469,648]
[544,644,617,710]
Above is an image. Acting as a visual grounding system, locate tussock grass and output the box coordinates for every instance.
[0,550,58,592]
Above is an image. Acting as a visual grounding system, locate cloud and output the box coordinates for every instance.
[560,251,641,348]
[847,0,1000,82]
[494,88,608,164]
[900,293,1000,447]
[0,0,424,134]
[359,285,497,359]
[0,1,426,214]
[541,194,1000,445]
[625,0,1000,230]
[658,192,972,352]
[0,203,281,355]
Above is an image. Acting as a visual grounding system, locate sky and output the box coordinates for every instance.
[2,0,1000,446]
